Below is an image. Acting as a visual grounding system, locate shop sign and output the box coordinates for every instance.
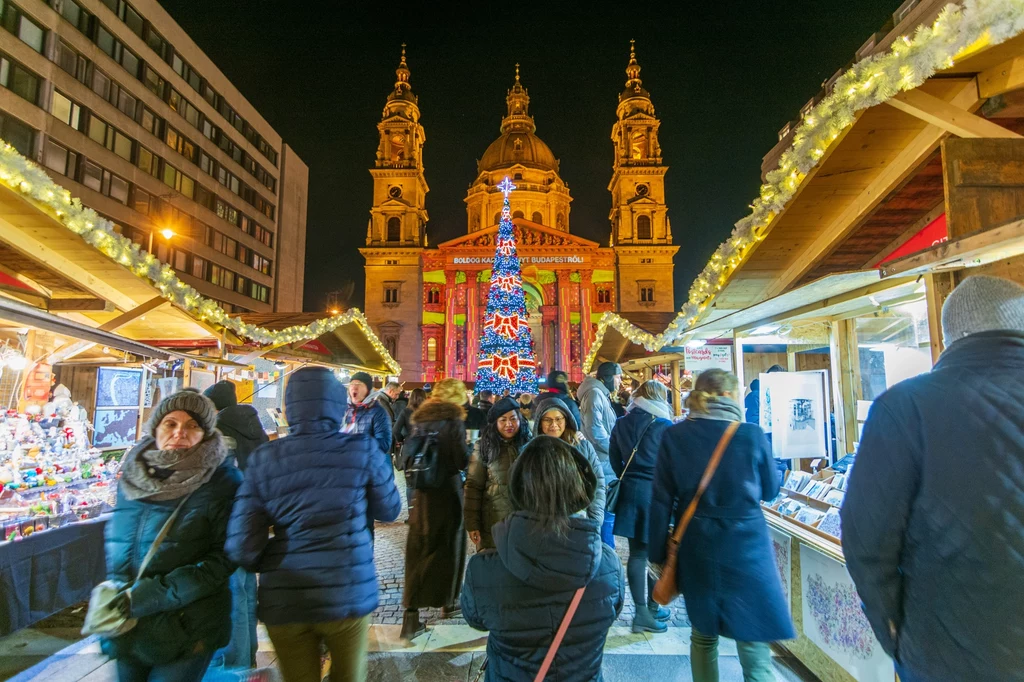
[684,345,733,374]
[876,213,948,266]
[297,339,330,355]
[450,255,587,265]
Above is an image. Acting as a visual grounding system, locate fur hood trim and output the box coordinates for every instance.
[411,398,466,424]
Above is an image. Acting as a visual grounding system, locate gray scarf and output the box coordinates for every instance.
[120,431,226,501]
[628,396,673,421]
[688,396,743,422]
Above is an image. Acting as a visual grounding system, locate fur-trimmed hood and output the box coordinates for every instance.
[411,398,466,424]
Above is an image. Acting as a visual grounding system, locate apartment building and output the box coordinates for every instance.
[0,0,307,313]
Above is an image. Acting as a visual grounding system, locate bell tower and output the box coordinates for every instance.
[610,41,678,312]
[367,45,428,247]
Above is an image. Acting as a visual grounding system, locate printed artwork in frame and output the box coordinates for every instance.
[799,545,894,681]
[96,367,143,408]
[768,526,792,608]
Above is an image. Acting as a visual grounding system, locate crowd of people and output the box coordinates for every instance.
[91,274,1024,682]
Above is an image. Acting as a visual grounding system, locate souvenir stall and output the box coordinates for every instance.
[579,3,1024,679]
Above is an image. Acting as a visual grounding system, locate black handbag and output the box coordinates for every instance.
[605,416,655,513]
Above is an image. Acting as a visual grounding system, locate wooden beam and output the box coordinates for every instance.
[925,272,954,363]
[978,54,1024,99]
[47,298,115,312]
[879,215,1024,277]
[830,320,859,455]
[828,293,925,321]
[670,360,682,417]
[863,202,945,268]
[0,214,137,312]
[766,80,981,299]
[886,87,1023,139]
[98,296,168,332]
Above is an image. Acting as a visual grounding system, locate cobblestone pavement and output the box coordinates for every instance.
[374,474,690,628]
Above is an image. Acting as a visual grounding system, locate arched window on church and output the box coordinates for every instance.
[387,216,401,242]
[532,211,543,224]
[636,215,652,240]
[630,131,646,160]
[390,133,406,163]
[512,210,525,220]
[514,172,523,180]
[426,338,437,362]
[493,213,501,225]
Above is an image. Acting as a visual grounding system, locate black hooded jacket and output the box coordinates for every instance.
[204,381,269,471]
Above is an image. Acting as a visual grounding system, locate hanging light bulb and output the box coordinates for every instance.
[5,353,28,371]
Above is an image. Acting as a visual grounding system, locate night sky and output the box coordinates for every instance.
[159,1,897,313]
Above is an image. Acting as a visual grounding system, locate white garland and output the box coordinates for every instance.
[585,0,1024,372]
[0,141,401,376]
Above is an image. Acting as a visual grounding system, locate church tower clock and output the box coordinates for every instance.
[361,46,428,379]
[609,41,678,313]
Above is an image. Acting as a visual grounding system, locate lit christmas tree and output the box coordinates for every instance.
[474,177,539,394]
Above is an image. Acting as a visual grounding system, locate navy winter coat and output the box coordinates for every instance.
[226,367,402,625]
[462,511,623,682]
[102,458,242,666]
[842,331,1024,682]
[343,399,393,455]
[216,405,269,471]
[649,418,794,643]
[608,405,672,541]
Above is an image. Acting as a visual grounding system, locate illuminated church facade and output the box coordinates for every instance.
[361,44,678,383]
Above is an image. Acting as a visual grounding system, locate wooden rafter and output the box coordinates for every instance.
[886,88,1023,139]
[978,54,1024,98]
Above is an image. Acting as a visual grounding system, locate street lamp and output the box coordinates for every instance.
[147,227,175,254]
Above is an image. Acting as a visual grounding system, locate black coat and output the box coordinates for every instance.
[842,332,1024,682]
[608,405,672,540]
[650,417,794,643]
[101,458,242,666]
[225,367,402,626]
[216,404,268,471]
[462,512,623,681]
[403,399,469,609]
[392,406,414,446]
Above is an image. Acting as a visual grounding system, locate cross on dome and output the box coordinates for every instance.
[497,177,517,198]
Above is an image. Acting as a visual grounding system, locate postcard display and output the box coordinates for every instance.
[0,385,116,543]
[758,373,894,681]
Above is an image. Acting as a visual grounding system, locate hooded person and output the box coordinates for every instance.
[842,275,1024,682]
[532,397,606,524]
[101,390,242,680]
[342,371,392,455]
[203,381,268,472]
[743,365,784,427]
[576,362,621,464]
[226,367,401,682]
[536,369,584,428]
[461,436,624,682]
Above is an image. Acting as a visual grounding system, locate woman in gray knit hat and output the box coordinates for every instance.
[100,390,242,682]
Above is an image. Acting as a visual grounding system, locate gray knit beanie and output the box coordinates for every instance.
[145,389,219,438]
[942,275,1024,344]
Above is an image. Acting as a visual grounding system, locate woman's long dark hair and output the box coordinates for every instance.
[408,388,427,412]
[480,411,532,464]
[509,436,591,535]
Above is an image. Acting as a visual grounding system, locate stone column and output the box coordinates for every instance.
[541,305,558,378]
[556,271,572,373]
[579,271,594,364]
[444,271,458,378]
[467,276,481,377]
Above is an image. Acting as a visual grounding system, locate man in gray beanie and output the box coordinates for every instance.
[842,275,1024,682]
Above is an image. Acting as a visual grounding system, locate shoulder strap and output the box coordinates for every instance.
[669,421,740,546]
[534,585,587,682]
[133,494,191,584]
[620,415,656,478]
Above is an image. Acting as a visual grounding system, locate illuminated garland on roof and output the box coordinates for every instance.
[584,0,1024,372]
[0,141,401,376]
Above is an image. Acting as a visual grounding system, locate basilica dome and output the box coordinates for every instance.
[479,130,558,172]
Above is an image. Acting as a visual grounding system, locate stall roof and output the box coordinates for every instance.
[236,313,397,376]
[589,312,679,367]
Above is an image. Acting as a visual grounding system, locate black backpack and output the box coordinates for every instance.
[401,428,446,489]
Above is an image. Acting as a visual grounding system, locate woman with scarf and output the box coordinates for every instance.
[649,369,794,682]
[464,397,532,550]
[608,380,674,634]
[102,390,242,682]
[532,397,605,525]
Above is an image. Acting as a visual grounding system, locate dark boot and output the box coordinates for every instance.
[648,602,671,622]
[400,609,426,643]
[441,604,462,620]
[632,606,668,634]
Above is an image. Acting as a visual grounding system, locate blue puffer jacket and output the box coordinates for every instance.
[102,454,241,666]
[343,399,392,455]
[461,444,624,682]
[226,367,402,625]
[842,331,1024,682]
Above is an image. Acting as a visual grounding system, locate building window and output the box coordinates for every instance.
[426,338,437,362]
[43,139,77,178]
[597,288,612,304]
[54,40,87,81]
[531,211,543,224]
[0,3,45,53]
[132,186,151,214]
[162,162,195,199]
[139,106,159,135]
[0,55,40,104]
[250,282,269,303]
[0,113,34,156]
[143,65,164,97]
[384,285,400,305]
[636,215,652,240]
[426,288,440,305]
[639,283,655,304]
[386,216,401,241]
[81,159,103,191]
[191,255,207,279]
[639,257,653,264]
[512,210,524,220]
[108,173,129,204]
[493,213,500,225]
[384,259,399,265]
[136,145,159,176]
